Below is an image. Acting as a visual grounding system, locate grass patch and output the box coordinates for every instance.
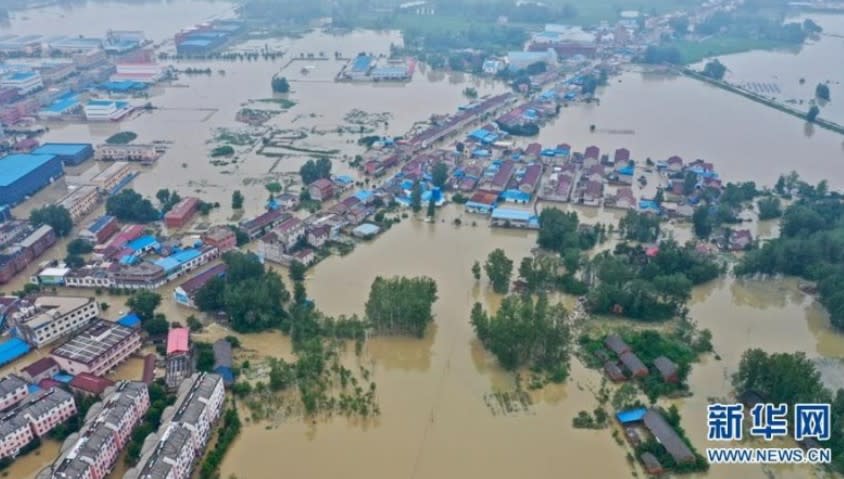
[105,131,137,145]
[255,98,297,109]
[260,144,340,156]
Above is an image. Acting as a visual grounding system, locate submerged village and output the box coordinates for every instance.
[0,0,843,479]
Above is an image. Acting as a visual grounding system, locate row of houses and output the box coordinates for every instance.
[601,334,679,384]
[0,385,77,460]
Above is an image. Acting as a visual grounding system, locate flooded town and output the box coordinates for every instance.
[0,0,843,479]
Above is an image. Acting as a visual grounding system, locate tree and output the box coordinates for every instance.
[155,189,182,213]
[106,189,160,223]
[807,105,820,122]
[471,295,571,381]
[299,158,332,185]
[30,205,73,237]
[619,211,661,243]
[702,59,727,80]
[426,196,435,218]
[641,45,683,64]
[231,190,244,209]
[293,282,307,305]
[271,75,290,93]
[127,290,162,322]
[289,261,306,282]
[66,239,93,255]
[816,83,830,101]
[472,261,481,281]
[64,254,85,268]
[144,313,169,336]
[187,315,203,332]
[485,249,513,294]
[537,208,595,253]
[410,181,422,213]
[757,197,782,220]
[692,207,712,238]
[365,276,438,337]
[431,162,449,189]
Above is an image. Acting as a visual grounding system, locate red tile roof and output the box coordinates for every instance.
[519,164,542,188]
[70,373,115,395]
[469,190,499,205]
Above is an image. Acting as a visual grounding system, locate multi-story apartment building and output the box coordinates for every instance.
[88,161,134,194]
[57,186,100,224]
[51,320,142,376]
[40,381,148,479]
[0,375,28,411]
[0,388,76,459]
[10,296,99,348]
[123,374,224,479]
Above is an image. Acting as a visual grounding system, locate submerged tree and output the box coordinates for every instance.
[485,249,514,294]
[365,276,438,337]
[30,205,73,237]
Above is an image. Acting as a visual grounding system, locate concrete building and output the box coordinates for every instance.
[20,357,60,384]
[200,226,236,253]
[79,215,119,244]
[10,296,99,348]
[0,153,64,206]
[84,99,132,121]
[51,319,142,376]
[0,388,76,460]
[69,373,115,397]
[212,340,233,386]
[41,381,149,479]
[123,373,225,479]
[95,144,162,163]
[163,197,200,229]
[0,71,44,95]
[239,209,287,240]
[32,143,94,167]
[58,186,100,223]
[0,375,28,411]
[165,328,192,390]
[308,178,334,202]
[0,225,57,285]
[89,162,134,194]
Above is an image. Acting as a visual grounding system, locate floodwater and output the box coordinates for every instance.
[708,13,844,126]
[4,2,844,478]
[0,0,236,43]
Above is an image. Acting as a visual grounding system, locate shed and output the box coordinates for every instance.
[32,143,94,166]
[213,339,234,385]
[640,452,664,475]
[654,356,679,383]
[117,312,141,329]
[620,351,648,378]
[352,223,380,238]
[604,334,630,356]
[166,327,190,355]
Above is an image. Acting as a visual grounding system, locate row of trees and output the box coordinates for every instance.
[30,204,73,237]
[299,157,332,185]
[106,189,160,223]
[365,276,438,337]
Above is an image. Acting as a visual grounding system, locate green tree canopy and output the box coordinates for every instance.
[30,205,73,236]
[299,158,332,185]
[106,189,160,223]
[485,249,513,294]
[126,290,162,322]
[365,276,438,337]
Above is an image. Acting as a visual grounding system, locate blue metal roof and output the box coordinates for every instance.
[5,71,37,81]
[499,190,531,202]
[491,208,534,221]
[154,248,201,273]
[33,143,90,156]
[617,165,635,175]
[53,373,73,383]
[0,338,30,366]
[351,55,374,72]
[126,235,158,252]
[87,215,114,233]
[117,313,141,328]
[0,154,59,187]
[354,190,374,202]
[616,407,648,424]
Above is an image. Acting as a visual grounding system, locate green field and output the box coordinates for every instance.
[671,36,796,64]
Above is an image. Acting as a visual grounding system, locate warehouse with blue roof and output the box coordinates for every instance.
[32,143,93,166]
[0,337,30,367]
[0,153,64,205]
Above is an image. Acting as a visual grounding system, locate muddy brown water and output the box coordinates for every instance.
[3,4,844,478]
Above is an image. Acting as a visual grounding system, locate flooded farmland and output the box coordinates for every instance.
[3,2,844,479]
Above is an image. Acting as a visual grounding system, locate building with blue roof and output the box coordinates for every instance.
[32,143,93,166]
[0,337,30,366]
[490,207,539,229]
[499,189,531,204]
[39,96,81,119]
[98,80,148,93]
[333,175,353,187]
[616,407,648,424]
[354,189,374,203]
[0,70,43,94]
[0,154,64,206]
[154,248,201,275]
[126,235,159,253]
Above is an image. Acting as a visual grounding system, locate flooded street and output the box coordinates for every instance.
[2,2,844,478]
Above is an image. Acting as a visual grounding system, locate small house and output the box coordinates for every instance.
[729,229,753,251]
[604,334,630,356]
[620,351,648,378]
[640,452,664,475]
[667,155,683,172]
[69,373,115,397]
[614,148,630,165]
[307,224,331,249]
[653,356,679,383]
[308,178,335,202]
[21,357,60,384]
[604,361,626,382]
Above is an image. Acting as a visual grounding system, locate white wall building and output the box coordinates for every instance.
[0,70,43,95]
[10,296,99,348]
[84,99,132,121]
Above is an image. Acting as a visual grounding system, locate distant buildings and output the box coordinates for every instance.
[51,319,142,376]
[32,143,94,167]
[124,373,225,479]
[9,296,99,347]
[0,71,44,95]
[84,98,132,121]
[95,144,162,163]
[89,161,134,194]
[40,381,149,479]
